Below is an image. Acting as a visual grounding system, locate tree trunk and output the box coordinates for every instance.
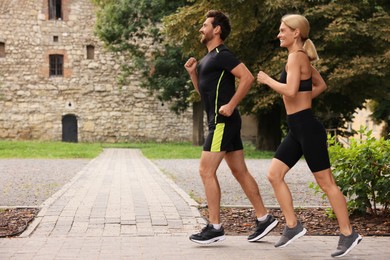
[256,107,282,151]
[382,121,389,140]
[192,102,204,146]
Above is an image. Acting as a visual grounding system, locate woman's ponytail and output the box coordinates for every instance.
[303,38,319,62]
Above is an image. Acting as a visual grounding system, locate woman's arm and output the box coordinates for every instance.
[311,65,327,99]
[257,52,301,97]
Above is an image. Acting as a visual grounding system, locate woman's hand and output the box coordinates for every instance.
[257,71,270,85]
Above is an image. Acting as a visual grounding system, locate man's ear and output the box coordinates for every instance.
[214,25,222,35]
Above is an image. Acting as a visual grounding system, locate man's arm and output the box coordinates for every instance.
[218,63,254,117]
[184,57,200,94]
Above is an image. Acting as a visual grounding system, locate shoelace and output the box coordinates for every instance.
[255,219,266,230]
[197,224,212,235]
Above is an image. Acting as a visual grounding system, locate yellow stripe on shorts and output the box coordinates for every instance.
[211,123,225,152]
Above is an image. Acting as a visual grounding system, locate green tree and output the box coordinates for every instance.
[164,0,300,150]
[92,0,207,145]
[164,0,390,150]
[368,99,390,139]
[94,0,390,150]
[304,0,390,134]
[92,0,190,112]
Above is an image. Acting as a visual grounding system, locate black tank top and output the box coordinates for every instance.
[279,67,312,92]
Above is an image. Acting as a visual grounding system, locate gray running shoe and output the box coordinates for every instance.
[248,215,279,242]
[274,220,307,248]
[331,228,362,258]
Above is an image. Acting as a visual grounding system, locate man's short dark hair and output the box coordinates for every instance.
[206,10,231,41]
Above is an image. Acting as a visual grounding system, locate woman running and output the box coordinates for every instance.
[257,14,362,258]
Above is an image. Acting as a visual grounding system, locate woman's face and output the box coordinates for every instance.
[277,22,296,48]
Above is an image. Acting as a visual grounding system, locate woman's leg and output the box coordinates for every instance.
[313,168,352,236]
[267,158,298,227]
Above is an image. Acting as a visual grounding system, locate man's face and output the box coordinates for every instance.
[199,17,215,44]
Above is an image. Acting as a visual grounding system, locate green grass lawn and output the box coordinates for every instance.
[0,140,274,159]
[0,141,103,158]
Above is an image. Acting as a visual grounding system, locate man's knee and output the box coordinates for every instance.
[199,166,207,178]
[231,168,250,181]
[199,166,217,180]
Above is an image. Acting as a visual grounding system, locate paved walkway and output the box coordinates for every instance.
[0,149,388,259]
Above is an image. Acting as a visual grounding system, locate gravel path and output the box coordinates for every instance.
[0,157,329,208]
[153,159,330,207]
[0,159,90,207]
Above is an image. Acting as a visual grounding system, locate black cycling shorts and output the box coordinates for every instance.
[274,109,331,172]
[203,115,243,153]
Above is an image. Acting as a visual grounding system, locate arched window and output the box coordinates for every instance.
[62,114,78,142]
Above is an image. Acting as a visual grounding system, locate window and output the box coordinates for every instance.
[49,0,62,20]
[53,36,59,42]
[86,45,94,59]
[0,42,5,57]
[49,54,63,76]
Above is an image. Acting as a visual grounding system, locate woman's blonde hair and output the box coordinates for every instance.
[281,14,319,61]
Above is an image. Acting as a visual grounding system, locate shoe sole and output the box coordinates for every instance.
[190,235,226,245]
[275,228,307,248]
[332,235,362,258]
[248,220,279,242]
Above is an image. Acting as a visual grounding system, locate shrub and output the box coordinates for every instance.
[311,127,390,215]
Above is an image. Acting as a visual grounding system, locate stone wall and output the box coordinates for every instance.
[0,0,192,142]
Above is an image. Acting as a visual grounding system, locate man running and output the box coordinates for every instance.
[184,10,278,244]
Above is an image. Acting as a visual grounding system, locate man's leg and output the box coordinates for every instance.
[189,151,226,244]
[199,150,225,224]
[224,150,279,242]
[224,150,267,217]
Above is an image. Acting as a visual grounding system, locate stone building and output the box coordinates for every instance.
[349,103,385,140]
[0,0,193,143]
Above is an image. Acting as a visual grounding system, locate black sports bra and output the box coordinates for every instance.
[279,67,312,92]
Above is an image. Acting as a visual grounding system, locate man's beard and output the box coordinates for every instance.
[200,34,212,45]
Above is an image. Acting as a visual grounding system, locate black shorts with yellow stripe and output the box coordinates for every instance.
[203,117,243,153]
